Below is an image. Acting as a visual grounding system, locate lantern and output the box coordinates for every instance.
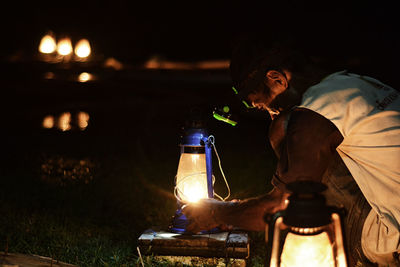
[169,123,215,233]
[266,181,348,267]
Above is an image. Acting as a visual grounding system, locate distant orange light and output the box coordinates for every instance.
[42,115,55,129]
[74,39,91,58]
[57,38,73,56]
[44,72,55,80]
[39,34,57,54]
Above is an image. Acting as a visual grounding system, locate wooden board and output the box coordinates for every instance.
[0,252,78,267]
[148,255,246,267]
[138,229,249,259]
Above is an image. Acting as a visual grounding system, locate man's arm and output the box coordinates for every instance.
[183,107,343,233]
[183,187,289,233]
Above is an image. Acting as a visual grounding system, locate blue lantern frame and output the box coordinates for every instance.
[169,126,217,234]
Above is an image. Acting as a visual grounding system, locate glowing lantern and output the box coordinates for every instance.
[267,181,348,267]
[39,34,57,54]
[169,121,215,233]
[57,37,73,56]
[74,38,91,58]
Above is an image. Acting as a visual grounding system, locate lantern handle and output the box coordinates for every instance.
[207,135,231,201]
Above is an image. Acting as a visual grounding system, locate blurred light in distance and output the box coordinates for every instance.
[39,34,57,54]
[103,57,123,70]
[77,111,90,130]
[44,72,55,80]
[42,115,55,129]
[58,112,71,131]
[78,72,92,82]
[74,39,91,58]
[57,38,73,56]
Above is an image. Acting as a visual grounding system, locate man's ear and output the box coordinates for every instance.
[266,70,288,88]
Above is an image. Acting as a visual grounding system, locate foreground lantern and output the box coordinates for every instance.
[169,123,215,233]
[267,181,347,267]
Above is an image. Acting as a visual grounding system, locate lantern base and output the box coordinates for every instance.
[169,208,220,234]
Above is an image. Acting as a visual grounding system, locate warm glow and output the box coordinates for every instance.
[58,112,71,131]
[57,38,73,56]
[44,72,55,80]
[181,174,208,203]
[42,115,55,129]
[176,153,208,203]
[280,231,334,267]
[103,57,123,70]
[77,111,90,130]
[39,34,56,54]
[74,39,91,58]
[78,72,92,82]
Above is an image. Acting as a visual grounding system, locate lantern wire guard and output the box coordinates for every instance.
[169,122,232,234]
[173,135,231,203]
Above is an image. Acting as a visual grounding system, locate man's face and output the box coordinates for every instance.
[245,71,289,119]
[245,70,301,119]
[247,90,281,119]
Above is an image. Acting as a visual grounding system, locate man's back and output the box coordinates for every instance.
[300,70,400,265]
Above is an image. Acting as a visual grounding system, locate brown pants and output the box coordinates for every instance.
[321,153,376,267]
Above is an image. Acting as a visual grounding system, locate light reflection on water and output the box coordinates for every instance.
[42,115,55,129]
[40,154,96,186]
[78,72,93,82]
[58,112,72,131]
[42,111,90,131]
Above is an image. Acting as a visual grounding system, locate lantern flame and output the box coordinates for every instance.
[181,175,208,203]
[280,231,335,267]
[39,34,57,54]
[74,39,91,58]
[57,38,73,56]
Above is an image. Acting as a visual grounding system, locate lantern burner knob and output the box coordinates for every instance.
[286,180,327,195]
[284,181,331,228]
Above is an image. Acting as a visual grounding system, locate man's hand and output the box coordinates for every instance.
[182,198,237,234]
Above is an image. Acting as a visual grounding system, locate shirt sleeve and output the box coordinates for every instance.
[269,107,344,191]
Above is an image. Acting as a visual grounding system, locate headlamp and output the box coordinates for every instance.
[212,86,255,127]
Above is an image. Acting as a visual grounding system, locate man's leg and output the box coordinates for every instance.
[321,153,376,267]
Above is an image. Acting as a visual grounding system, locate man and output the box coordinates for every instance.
[182,36,400,266]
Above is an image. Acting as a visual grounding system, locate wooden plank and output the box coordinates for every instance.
[147,255,246,267]
[0,252,78,267]
[138,229,250,259]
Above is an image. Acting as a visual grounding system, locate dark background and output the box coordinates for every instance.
[1,1,399,77]
[0,1,399,195]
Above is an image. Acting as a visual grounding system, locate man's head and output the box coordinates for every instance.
[229,33,312,118]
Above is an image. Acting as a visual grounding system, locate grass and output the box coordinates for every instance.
[0,80,276,266]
